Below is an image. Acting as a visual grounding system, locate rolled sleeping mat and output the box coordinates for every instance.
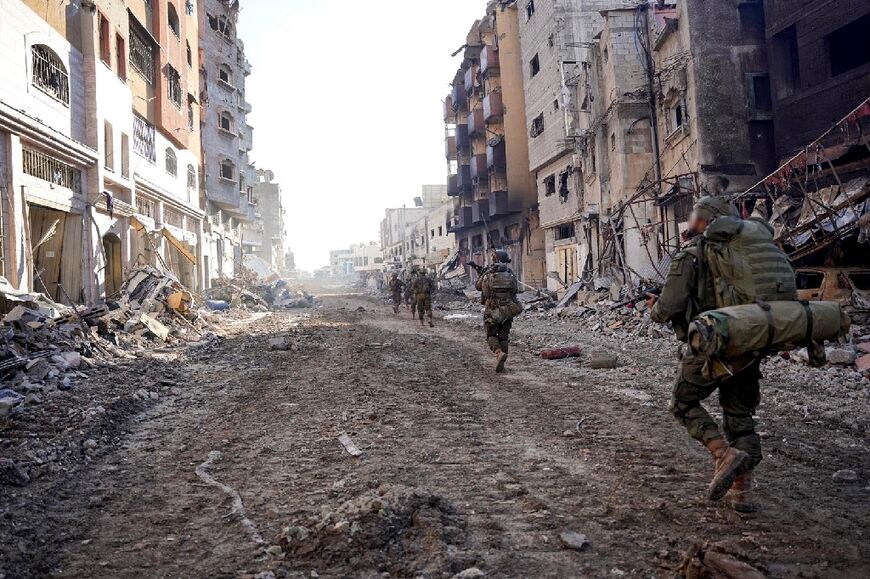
[688,301,851,359]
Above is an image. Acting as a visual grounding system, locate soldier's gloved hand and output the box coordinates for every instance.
[645,292,660,309]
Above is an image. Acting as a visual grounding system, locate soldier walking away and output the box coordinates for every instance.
[648,189,797,513]
[412,268,436,327]
[405,267,419,318]
[476,249,522,373]
[388,272,405,314]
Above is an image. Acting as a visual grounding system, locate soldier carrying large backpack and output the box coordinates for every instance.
[476,249,522,373]
[648,189,798,513]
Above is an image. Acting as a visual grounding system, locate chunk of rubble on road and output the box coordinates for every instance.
[452,568,485,579]
[559,530,590,551]
[269,336,292,351]
[338,432,362,457]
[589,350,618,369]
[827,347,857,366]
[856,354,870,371]
[540,346,582,360]
[832,469,859,483]
[0,458,30,487]
[678,542,766,579]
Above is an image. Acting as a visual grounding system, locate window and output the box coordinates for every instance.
[738,2,765,40]
[826,13,870,77]
[771,25,799,98]
[116,34,127,80]
[559,170,571,201]
[748,74,772,115]
[218,64,233,86]
[22,147,82,193]
[166,65,182,108]
[556,224,575,240]
[30,45,69,104]
[544,175,556,196]
[188,96,195,131]
[167,3,180,38]
[187,165,196,197]
[553,99,560,111]
[164,208,184,229]
[218,111,234,132]
[220,159,235,181]
[548,33,555,48]
[438,226,443,236]
[133,114,156,163]
[186,41,193,67]
[530,113,544,137]
[104,121,114,171]
[667,101,685,135]
[610,133,616,150]
[525,0,535,21]
[165,148,177,176]
[185,0,194,16]
[121,133,130,178]
[530,54,540,78]
[129,19,155,84]
[99,14,111,66]
[207,13,233,39]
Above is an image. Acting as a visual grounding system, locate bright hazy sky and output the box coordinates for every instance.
[238,0,486,272]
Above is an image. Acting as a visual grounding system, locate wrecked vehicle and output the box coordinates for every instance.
[795,268,870,310]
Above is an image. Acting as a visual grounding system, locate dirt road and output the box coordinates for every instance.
[2,294,868,578]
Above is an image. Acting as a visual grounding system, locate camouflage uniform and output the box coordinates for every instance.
[388,275,405,313]
[411,271,435,325]
[651,242,763,467]
[476,264,520,355]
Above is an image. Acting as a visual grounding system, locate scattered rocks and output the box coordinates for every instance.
[827,347,857,366]
[832,469,859,483]
[589,350,618,369]
[269,336,292,351]
[0,458,30,487]
[559,530,590,552]
[452,567,485,578]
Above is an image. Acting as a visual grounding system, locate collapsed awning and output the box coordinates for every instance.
[161,227,197,266]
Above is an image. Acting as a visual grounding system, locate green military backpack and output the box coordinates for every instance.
[700,216,797,308]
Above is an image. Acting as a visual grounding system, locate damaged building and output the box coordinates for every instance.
[379,185,455,272]
[242,168,287,276]
[444,1,546,286]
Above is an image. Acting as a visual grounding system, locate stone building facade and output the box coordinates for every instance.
[243,168,286,272]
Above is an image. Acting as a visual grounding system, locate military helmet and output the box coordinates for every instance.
[692,196,739,223]
[493,249,511,264]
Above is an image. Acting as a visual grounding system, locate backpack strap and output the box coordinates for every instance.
[800,300,814,345]
[757,300,776,350]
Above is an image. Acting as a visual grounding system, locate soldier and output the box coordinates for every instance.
[388,272,405,314]
[405,267,418,318]
[476,249,522,373]
[411,268,435,327]
[648,192,795,513]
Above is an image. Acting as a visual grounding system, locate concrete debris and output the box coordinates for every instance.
[0,458,30,487]
[452,568,485,579]
[832,469,859,483]
[589,350,618,369]
[827,347,858,366]
[678,542,767,579]
[338,432,363,457]
[269,336,292,351]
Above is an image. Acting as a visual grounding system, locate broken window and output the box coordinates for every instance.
[826,13,870,77]
[164,208,184,229]
[796,271,824,290]
[553,99,560,111]
[22,147,82,193]
[188,97,195,131]
[136,196,156,219]
[748,74,772,115]
[525,0,535,21]
[610,133,616,151]
[31,45,69,105]
[133,114,156,163]
[165,148,177,176]
[544,175,556,196]
[218,64,233,86]
[530,113,544,138]
[505,224,521,243]
[771,25,800,98]
[559,169,571,201]
[219,111,234,132]
[129,18,155,84]
[220,159,235,181]
[548,33,555,48]
[530,54,540,78]
[166,65,182,108]
[556,223,575,240]
[207,13,234,40]
[167,3,180,37]
[99,13,111,66]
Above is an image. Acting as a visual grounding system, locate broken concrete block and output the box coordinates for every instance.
[140,313,170,341]
[832,469,859,483]
[61,351,82,369]
[857,342,870,355]
[589,350,618,369]
[559,530,590,551]
[0,459,30,487]
[0,389,24,417]
[827,347,857,366]
[25,358,51,382]
[856,354,870,371]
[269,336,291,351]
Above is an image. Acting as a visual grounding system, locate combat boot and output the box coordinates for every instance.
[494,350,508,373]
[726,471,759,513]
[704,438,752,501]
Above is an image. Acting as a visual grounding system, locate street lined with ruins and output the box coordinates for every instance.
[2,294,867,578]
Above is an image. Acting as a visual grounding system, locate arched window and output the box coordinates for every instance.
[218,111,234,133]
[167,3,180,37]
[219,159,235,181]
[218,63,233,86]
[31,45,69,105]
[165,148,177,176]
[186,41,192,67]
[186,164,197,195]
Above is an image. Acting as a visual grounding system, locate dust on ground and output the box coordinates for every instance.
[1,293,868,578]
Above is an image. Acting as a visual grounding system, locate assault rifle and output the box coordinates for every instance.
[608,286,662,311]
[467,261,489,275]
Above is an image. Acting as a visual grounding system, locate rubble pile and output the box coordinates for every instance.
[0,267,219,419]
[276,484,468,576]
[204,277,317,312]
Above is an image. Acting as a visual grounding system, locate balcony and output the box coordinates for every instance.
[472,200,490,223]
[448,173,460,196]
[445,135,457,160]
[456,123,470,151]
[470,154,488,181]
[443,95,454,121]
[457,164,472,193]
[464,66,476,94]
[457,206,473,229]
[483,91,503,122]
[486,140,506,171]
[468,108,485,136]
[481,45,499,75]
[490,190,511,217]
[451,83,467,111]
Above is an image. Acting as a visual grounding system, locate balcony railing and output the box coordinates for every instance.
[470,154,487,181]
[472,200,490,223]
[490,190,511,217]
[445,135,457,160]
[451,83,467,111]
[456,123,470,151]
[464,66,476,94]
[457,164,472,193]
[468,108,485,136]
[483,91,503,122]
[481,45,499,75]
[22,147,82,193]
[448,174,460,196]
[486,140,506,172]
[457,206,473,229]
[443,95,454,122]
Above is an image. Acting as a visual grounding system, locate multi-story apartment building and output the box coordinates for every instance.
[380,206,427,266]
[379,185,454,271]
[244,169,285,271]
[198,0,256,285]
[444,0,544,286]
[516,0,607,291]
[0,0,205,304]
[328,248,353,278]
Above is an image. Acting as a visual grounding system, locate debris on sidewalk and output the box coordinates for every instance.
[338,432,362,457]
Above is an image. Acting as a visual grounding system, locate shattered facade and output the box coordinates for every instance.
[444,1,546,286]
[197,0,257,285]
[243,169,286,274]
